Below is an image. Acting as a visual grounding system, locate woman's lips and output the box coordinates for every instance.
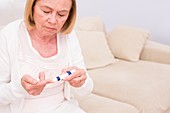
[46,26,57,31]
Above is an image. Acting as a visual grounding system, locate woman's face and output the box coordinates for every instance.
[33,0,72,36]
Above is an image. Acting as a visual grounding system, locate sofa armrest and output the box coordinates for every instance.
[140,40,170,64]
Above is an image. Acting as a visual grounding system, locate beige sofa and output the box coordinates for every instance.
[74,17,170,113]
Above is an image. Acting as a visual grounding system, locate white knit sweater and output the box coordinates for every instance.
[0,19,93,113]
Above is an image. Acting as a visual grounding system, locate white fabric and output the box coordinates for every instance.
[18,24,67,113]
[0,19,93,113]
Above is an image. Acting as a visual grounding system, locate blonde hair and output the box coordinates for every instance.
[24,0,77,34]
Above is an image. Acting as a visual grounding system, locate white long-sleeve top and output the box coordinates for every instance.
[0,19,93,113]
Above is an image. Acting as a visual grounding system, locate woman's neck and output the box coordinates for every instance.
[29,29,56,44]
[28,29,58,58]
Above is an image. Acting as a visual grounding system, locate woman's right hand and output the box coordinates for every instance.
[21,72,52,96]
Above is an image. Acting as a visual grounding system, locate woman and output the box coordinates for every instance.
[0,0,93,113]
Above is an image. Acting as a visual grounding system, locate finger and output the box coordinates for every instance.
[73,76,84,83]
[39,72,45,81]
[34,79,52,88]
[61,66,78,75]
[69,77,84,87]
[22,75,38,85]
[44,79,53,84]
[66,69,85,81]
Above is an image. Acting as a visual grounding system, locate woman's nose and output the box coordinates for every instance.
[48,14,57,24]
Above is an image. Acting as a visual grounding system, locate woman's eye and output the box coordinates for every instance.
[58,14,64,17]
[42,10,51,14]
[58,13,67,17]
[40,7,51,14]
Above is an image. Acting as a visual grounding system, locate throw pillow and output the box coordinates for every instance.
[107,26,150,61]
[76,30,116,69]
[74,16,106,32]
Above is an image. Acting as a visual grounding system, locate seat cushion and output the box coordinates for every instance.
[77,93,138,113]
[88,60,170,113]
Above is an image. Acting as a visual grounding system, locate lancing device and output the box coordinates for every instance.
[53,69,76,81]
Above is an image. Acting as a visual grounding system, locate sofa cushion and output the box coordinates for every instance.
[88,60,170,113]
[107,26,150,61]
[77,94,138,113]
[74,16,106,32]
[75,16,116,69]
[76,30,116,69]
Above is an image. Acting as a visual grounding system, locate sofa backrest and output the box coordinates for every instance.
[140,40,170,64]
[74,17,152,69]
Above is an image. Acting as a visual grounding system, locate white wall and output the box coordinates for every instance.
[0,0,170,45]
[77,0,170,45]
[0,0,25,29]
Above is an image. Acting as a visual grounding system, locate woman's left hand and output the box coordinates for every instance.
[61,67,87,87]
